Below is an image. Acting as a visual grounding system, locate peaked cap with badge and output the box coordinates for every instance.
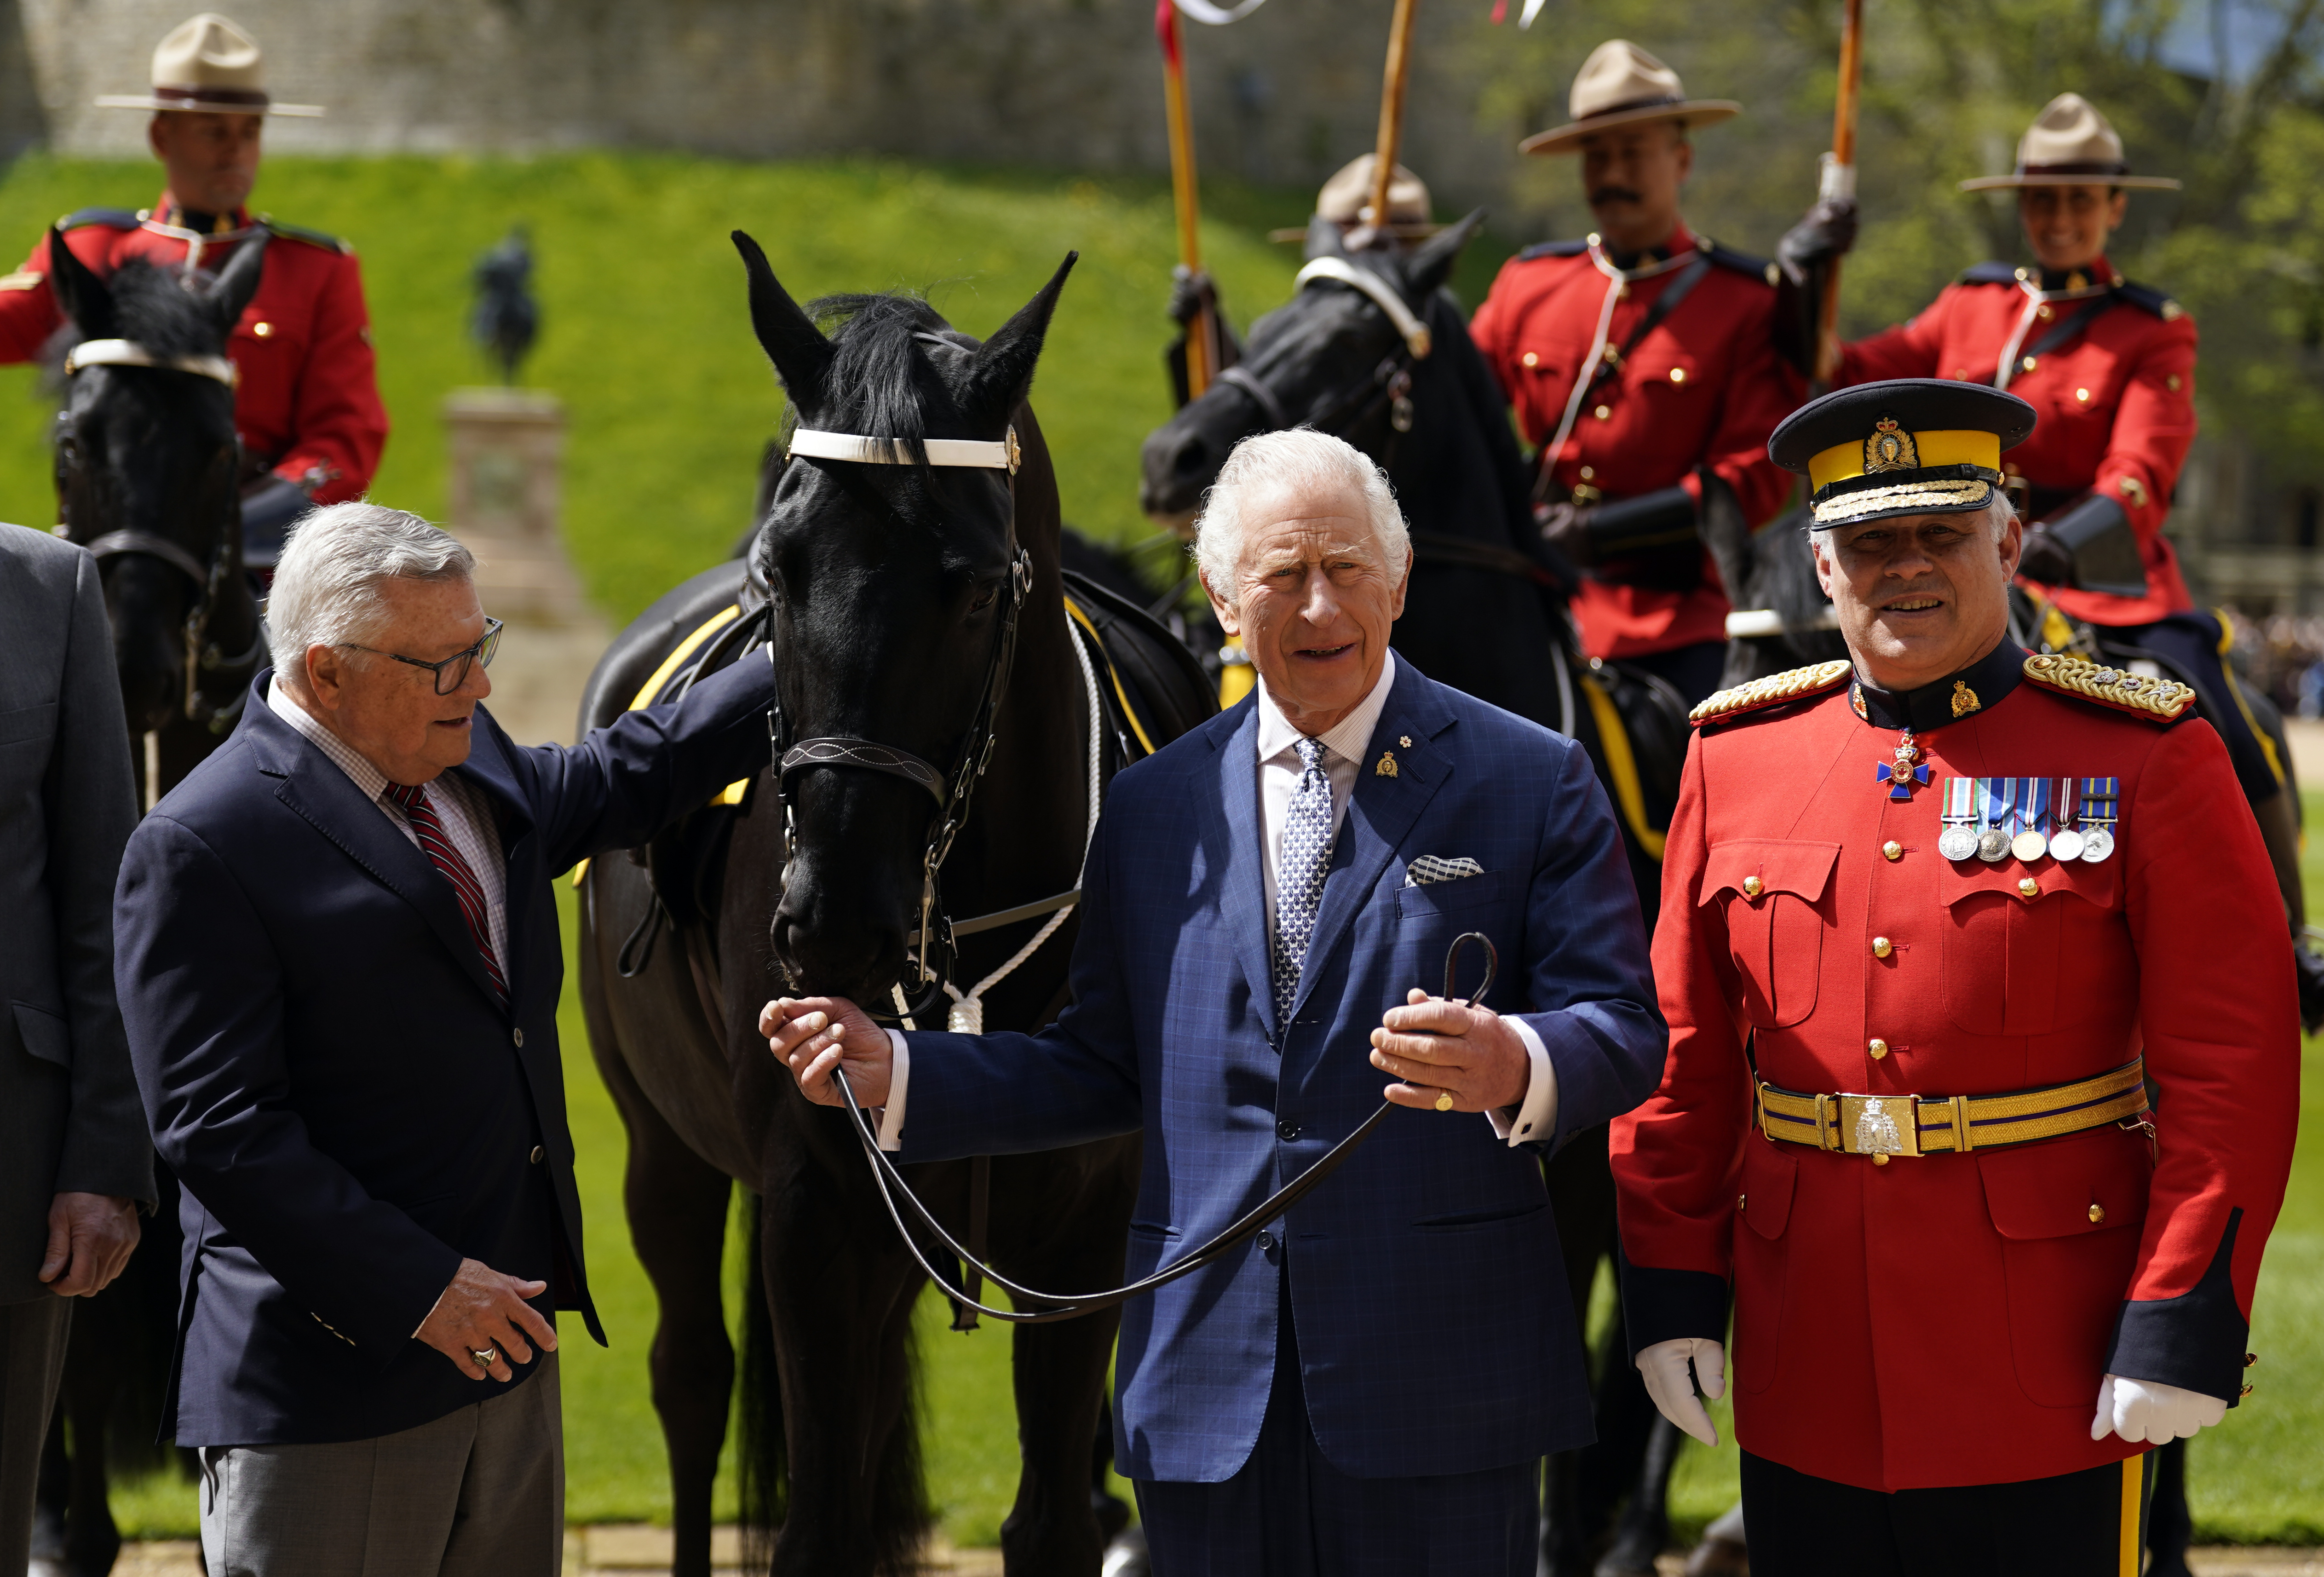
[0,12,382,538]
[1613,373,2297,1520]
[1519,40,1740,155]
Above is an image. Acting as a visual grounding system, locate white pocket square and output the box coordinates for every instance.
[1405,855,1484,886]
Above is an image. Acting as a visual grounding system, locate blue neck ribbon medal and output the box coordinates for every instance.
[1876,731,1929,801]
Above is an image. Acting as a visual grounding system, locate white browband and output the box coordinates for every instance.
[1293,256,1434,359]
[788,426,1022,474]
[64,338,238,388]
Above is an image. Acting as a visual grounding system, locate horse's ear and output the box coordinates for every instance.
[1406,208,1487,296]
[204,230,268,336]
[44,226,115,340]
[731,230,832,402]
[965,251,1077,425]
[1303,214,1348,261]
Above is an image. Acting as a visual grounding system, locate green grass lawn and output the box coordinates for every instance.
[9,149,2315,1547]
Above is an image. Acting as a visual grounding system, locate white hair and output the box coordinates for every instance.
[266,503,474,688]
[1194,428,1411,593]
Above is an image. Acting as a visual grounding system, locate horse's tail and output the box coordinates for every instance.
[736,1188,785,1569]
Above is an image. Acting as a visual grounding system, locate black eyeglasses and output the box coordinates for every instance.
[341,617,503,696]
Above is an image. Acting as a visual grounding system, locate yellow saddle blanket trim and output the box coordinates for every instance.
[1064,594,1160,757]
[1756,1057,2149,1158]
[1580,673,1665,861]
[2021,653,2194,722]
[1689,660,1852,726]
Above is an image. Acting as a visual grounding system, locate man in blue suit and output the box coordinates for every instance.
[765,429,1665,1574]
[114,504,776,1576]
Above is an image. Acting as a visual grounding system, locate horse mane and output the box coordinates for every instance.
[108,258,230,359]
[800,290,960,460]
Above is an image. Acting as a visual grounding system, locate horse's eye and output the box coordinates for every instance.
[970,585,1000,613]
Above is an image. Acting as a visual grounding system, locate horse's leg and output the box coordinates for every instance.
[1541,1124,1618,1577]
[588,1023,734,1577]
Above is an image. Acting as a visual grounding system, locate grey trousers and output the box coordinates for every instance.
[199,1352,563,1577]
[0,1298,70,1577]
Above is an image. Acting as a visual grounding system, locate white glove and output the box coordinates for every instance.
[2090,1374,2228,1445]
[1637,1337,1726,1447]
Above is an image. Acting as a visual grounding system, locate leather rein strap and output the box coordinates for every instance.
[837,932,1501,1322]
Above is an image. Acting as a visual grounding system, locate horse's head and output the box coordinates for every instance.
[732,231,1074,1007]
[1138,212,1483,528]
[48,230,262,734]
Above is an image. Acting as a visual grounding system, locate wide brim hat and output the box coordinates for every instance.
[1268,154,1442,243]
[1770,380,2037,529]
[1959,92,2174,191]
[1519,40,1738,155]
[94,12,322,117]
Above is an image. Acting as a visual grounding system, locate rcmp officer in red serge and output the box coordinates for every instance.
[1782,95,2316,1009]
[1611,379,2298,1575]
[0,13,385,567]
[1470,40,1801,706]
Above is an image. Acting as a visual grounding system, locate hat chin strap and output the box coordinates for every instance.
[787,426,1021,474]
[1294,257,1434,359]
[64,338,237,388]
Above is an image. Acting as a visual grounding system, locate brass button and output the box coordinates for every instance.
[2075,387,2091,403]
[2018,877,2039,898]
[1742,875,1763,898]
[2088,1203,2106,1224]
[1871,1153,1890,1166]
[2168,374,2182,391]
[2021,355,2038,373]
[2247,1353,2260,1368]
[1669,366,1687,384]
[1593,403,1612,421]
[1868,1038,1888,1059]
[1521,351,1539,368]
[2036,304,2054,320]
[1871,937,1893,959]
[1737,1194,1748,1211]
[1579,465,1595,481]
[2242,1383,2255,1397]
[252,320,274,338]
[1882,840,1903,862]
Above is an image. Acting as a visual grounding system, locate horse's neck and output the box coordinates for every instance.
[1386,303,1530,546]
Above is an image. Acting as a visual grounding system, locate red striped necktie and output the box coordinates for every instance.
[384,781,508,1006]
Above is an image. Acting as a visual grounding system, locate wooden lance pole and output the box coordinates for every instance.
[1814,0,1864,388]
[1157,0,1215,397]
[1366,0,1422,241]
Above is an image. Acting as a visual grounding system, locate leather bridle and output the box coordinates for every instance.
[1209,254,1432,451]
[767,422,1068,1024]
[57,341,265,732]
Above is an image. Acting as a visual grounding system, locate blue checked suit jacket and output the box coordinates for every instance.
[898,658,1665,1483]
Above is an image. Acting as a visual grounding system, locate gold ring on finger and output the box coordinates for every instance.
[1434,1091,1454,1112]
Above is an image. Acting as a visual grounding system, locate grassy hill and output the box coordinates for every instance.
[5,150,2318,1548]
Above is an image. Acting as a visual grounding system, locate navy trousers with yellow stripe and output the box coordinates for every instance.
[1739,1449,2154,1577]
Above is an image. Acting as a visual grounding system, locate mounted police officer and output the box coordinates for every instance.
[1616,378,2297,1576]
[0,13,387,569]
[1780,95,2318,1032]
[1470,40,1802,708]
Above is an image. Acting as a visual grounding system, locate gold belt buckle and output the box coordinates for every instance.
[1837,1093,1921,1158]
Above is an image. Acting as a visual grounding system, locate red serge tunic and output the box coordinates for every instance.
[1836,259,2197,628]
[1611,646,2297,1491]
[1471,223,1801,660]
[0,196,387,504]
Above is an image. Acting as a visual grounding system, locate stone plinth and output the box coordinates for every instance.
[445,386,564,541]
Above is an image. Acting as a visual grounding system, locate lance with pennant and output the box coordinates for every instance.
[1364,0,1424,247]
[1814,0,1864,388]
[1156,0,1217,397]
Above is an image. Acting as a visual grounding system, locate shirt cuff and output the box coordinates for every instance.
[875,1030,910,1151]
[1485,1016,1558,1147]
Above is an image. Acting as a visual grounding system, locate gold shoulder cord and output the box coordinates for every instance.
[2019,654,2195,722]
[1688,660,1854,725]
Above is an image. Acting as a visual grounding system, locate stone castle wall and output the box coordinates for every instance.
[6,0,1531,215]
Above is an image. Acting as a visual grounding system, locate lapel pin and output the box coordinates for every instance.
[1399,735,1412,748]
[1375,750,1398,778]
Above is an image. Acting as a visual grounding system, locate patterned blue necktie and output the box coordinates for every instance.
[1273,736,1335,1022]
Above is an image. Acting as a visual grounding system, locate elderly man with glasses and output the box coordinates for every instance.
[112,503,778,1577]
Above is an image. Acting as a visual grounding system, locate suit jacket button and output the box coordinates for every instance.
[1276,1119,1300,1141]
[1255,1230,1276,1252]
[513,1027,525,1047]
[530,1145,545,1164]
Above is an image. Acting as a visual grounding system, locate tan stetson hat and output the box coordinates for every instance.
[93,13,322,117]
[1519,40,1738,156]
[1267,155,1440,244]
[1959,94,2177,191]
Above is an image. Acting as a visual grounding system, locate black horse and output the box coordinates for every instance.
[577,237,1213,1577]
[1138,220,1693,1577]
[32,231,270,1575]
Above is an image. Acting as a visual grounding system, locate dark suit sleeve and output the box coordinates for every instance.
[1508,739,1668,1152]
[117,815,461,1359]
[50,548,153,1207]
[513,648,778,875]
[893,795,1144,1163]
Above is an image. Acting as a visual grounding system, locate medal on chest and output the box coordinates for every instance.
[1875,731,1930,800]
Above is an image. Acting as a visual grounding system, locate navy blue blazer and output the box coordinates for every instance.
[115,658,774,1446]
[899,660,1665,1483]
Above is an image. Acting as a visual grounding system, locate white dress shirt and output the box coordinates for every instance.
[267,677,510,971]
[874,649,1557,1150]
